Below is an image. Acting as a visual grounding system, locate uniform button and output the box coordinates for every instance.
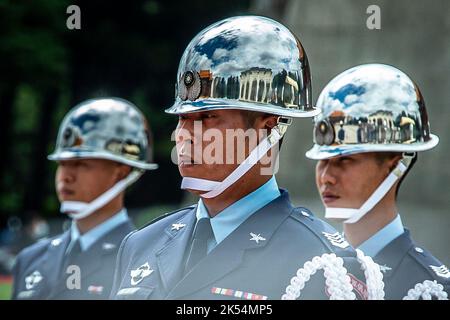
[415,247,424,253]
[301,211,310,217]
[51,238,62,246]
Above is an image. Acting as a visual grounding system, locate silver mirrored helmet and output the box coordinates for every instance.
[48,98,158,170]
[306,64,439,160]
[165,15,319,118]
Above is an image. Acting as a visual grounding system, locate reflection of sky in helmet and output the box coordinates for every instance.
[194,34,238,67]
[62,99,145,144]
[71,113,100,133]
[180,16,303,77]
[329,84,366,108]
[317,64,419,119]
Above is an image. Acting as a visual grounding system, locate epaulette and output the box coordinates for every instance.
[138,204,196,230]
[290,207,354,255]
[408,245,450,282]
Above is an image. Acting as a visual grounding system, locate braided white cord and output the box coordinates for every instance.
[281,253,356,300]
[355,249,385,300]
[403,280,448,300]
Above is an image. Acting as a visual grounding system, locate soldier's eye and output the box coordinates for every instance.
[202,113,215,119]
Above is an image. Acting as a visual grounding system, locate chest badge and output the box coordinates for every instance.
[25,270,43,290]
[130,262,154,286]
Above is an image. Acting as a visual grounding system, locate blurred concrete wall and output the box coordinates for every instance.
[251,0,449,264]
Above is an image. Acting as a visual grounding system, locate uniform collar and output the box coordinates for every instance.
[357,214,404,257]
[195,176,280,247]
[70,208,129,252]
[166,189,293,299]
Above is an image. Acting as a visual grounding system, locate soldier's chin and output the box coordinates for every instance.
[184,188,207,197]
[326,217,347,223]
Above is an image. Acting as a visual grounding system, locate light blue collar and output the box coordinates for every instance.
[196,176,280,252]
[357,214,404,257]
[69,208,129,252]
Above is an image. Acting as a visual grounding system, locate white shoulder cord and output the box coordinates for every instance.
[403,280,448,300]
[181,118,291,199]
[60,169,143,220]
[355,249,385,299]
[326,153,414,224]
[281,253,356,300]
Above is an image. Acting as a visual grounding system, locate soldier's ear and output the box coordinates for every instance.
[388,154,403,172]
[255,114,278,130]
[116,165,132,181]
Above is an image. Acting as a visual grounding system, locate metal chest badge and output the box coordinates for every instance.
[130,262,154,286]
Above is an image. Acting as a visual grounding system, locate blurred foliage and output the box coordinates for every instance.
[0,0,251,230]
[0,281,12,300]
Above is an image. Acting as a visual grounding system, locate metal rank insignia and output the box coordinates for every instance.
[322,231,349,249]
[130,262,154,286]
[171,223,186,231]
[25,270,43,290]
[379,264,392,273]
[430,265,450,279]
[249,232,266,244]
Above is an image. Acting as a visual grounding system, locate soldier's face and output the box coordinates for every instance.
[315,153,394,212]
[175,109,273,195]
[55,159,125,203]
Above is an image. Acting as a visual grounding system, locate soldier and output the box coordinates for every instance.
[12,98,157,299]
[307,63,449,299]
[110,16,383,300]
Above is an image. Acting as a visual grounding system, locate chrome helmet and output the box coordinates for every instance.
[166,15,319,118]
[48,97,158,170]
[306,64,439,160]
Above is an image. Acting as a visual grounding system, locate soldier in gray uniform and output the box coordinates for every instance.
[12,98,158,299]
[110,16,384,300]
[306,63,449,299]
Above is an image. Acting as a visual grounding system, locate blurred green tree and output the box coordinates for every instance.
[0,0,250,229]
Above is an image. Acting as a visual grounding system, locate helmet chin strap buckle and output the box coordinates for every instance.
[269,117,291,144]
[276,116,292,135]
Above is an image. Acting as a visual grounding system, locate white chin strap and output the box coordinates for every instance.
[60,170,143,220]
[181,118,290,199]
[325,153,414,224]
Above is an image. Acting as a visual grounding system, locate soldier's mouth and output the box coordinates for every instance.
[321,191,339,204]
[58,187,75,197]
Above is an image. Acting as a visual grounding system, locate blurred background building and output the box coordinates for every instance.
[0,0,448,297]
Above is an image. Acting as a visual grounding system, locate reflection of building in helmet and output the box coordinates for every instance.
[48,98,158,170]
[166,16,319,119]
[400,116,416,143]
[239,67,272,103]
[368,111,394,144]
[306,64,439,160]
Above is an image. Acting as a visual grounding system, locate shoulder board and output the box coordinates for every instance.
[408,245,450,282]
[138,204,196,230]
[290,207,354,255]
